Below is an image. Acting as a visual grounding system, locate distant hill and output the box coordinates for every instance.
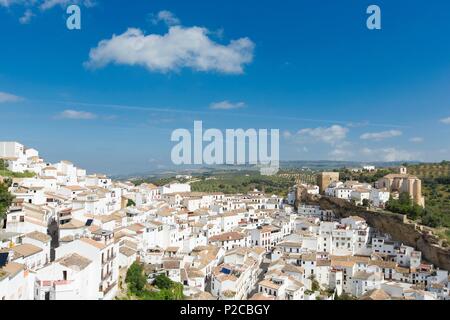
[279,160,418,171]
[113,160,421,180]
[407,161,450,179]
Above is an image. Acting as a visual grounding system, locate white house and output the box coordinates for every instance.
[34,253,98,300]
[55,234,119,300]
[370,189,390,208]
[209,232,249,251]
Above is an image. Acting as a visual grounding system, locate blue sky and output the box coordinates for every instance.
[0,0,450,174]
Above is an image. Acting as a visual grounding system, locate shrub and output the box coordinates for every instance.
[0,182,14,221]
[125,262,147,295]
[154,274,173,290]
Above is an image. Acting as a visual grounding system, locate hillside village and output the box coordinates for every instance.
[0,141,449,300]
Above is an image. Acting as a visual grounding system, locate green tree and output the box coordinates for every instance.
[398,192,412,206]
[309,275,320,292]
[126,199,136,207]
[125,262,147,295]
[421,210,443,228]
[0,182,14,221]
[335,293,356,300]
[362,199,370,207]
[386,192,425,220]
[154,274,173,290]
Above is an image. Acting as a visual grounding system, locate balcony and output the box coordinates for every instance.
[102,271,113,281]
[102,253,116,265]
[101,281,117,295]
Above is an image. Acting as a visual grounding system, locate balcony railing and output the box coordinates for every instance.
[102,253,116,265]
[101,281,117,295]
[101,271,112,281]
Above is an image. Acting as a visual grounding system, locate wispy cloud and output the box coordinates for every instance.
[18,8,34,24]
[410,137,424,143]
[297,125,349,145]
[0,0,95,10]
[0,0,96,24]
[329,148,353,161]
[360,147,419,162]
[282,130,292,139]
[0,0,25,7]
[440,117,450,125]
[0,91,23,103]
[346,120,370,128]
[209,100,246,110]
[360,130,402,141]
[85,14,255,74]
[150,10,180,26]
[55,109,97,120]
[39,0,96,10]
[35,99,412,129]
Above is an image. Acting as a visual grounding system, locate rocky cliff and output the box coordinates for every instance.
[309,196,450,271]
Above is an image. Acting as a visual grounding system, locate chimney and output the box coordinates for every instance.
[8,250,14,263]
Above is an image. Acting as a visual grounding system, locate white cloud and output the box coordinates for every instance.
[347,120,370,128]
[0,0,25,7]
[19,9,34,24]
[40,0,95,10]
[282,130,292,139]
[360,130,402,141]
[440,117,450,125]
[85,25,254,74]
[56,109,97,120]
[409,137,424,143]
[1,0,95,23]
[40,0,72,10]
[150,10,180,26]
[0,91,23,103]
[0,0,95,9]
[209,100,246,110]
[297,125,348,145]
[382,148,417,162]
[329,148,352,160]
[361,147,373,156]
[360,147,418,162]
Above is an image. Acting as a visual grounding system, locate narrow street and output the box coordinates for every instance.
[249,254,271,297]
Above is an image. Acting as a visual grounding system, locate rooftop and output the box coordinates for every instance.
[57,253,92,271]
[25,231,51,243]
[11,243,43,258]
